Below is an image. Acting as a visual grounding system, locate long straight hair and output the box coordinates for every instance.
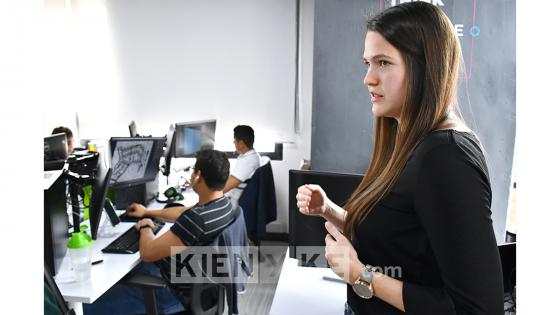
[344,2,462,237]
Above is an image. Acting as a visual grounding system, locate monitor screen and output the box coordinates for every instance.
[108,137,165,188]
[44,133,68,162]
[174,120,216,158]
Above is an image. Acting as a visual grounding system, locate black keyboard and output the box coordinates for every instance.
[119,212,142,223]
[102,220,165,254]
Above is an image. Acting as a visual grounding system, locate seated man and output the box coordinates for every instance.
[223,125,261,210]
[84,149,235,315]
[51,126,74,155]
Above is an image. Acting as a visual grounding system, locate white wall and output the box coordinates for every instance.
[41,0,315,234]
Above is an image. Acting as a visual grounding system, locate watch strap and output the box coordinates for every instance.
[139,224,153,231]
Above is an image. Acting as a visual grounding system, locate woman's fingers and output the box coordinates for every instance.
[325,221,343,240]
[325,233,335,245]
[296,190,311,210]
[298,185,323,216]
[297,197,310,206]
[297,185,311,196]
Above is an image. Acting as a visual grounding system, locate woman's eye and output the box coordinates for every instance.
[379,60,389,67]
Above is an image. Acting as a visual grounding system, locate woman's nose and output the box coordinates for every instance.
[363,69,379,86]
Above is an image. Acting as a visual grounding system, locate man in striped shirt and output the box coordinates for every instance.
[127,149,236,261]
[84,149,236,315]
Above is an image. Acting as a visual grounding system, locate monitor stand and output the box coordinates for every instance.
[96,200,120,238]
[113,178,159,209]
[96,212,120,238]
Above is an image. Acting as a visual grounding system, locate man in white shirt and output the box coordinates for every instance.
[223,125,261,210]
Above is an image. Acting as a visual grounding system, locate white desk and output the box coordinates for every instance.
[54,195,196,315]
[270,249,347,315]
[55,222,144,297]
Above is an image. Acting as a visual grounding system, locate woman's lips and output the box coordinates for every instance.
[371,92,384,102]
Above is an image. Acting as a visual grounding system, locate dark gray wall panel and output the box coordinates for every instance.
[311,0,516,242]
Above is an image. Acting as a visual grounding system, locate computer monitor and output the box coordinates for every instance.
[129,120,138,137]
[162,124,175,177]
[44,133,68,161]
[109,137,166,188]
[174,120,216,158]
[89,165,116,240]
[44,170,69,276]
[288,169,363,265]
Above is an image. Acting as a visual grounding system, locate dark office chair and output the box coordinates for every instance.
[121,207,251,315]
[44,261,76,315]
[123,273,225,315]
[238,161,277,243]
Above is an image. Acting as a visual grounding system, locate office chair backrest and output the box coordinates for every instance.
[172,207,251,315]
[238,162,277,240]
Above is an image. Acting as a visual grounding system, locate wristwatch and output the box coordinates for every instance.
[352,264,375,299]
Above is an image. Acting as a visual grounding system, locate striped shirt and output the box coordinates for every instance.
[170,196,235,246]
[159,196,235,283]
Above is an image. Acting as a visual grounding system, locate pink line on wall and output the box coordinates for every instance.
[459,0,477,80]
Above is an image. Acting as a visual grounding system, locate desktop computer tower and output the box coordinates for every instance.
[44,171,69,276]
[113,177,159,209]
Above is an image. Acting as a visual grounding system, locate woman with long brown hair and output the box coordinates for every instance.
[296,2,503,314]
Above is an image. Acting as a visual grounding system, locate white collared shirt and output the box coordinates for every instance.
[226,149,261,210]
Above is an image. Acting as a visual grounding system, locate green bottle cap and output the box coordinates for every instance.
[67,231,93,249]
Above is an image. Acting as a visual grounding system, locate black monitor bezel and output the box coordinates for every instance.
[288,169,364,264]
[128,120,137,137]
[173,119,216,158]
[89,166,113,240]
[108,136,166,188]
[162,124,175,177]
[44,133,68,162]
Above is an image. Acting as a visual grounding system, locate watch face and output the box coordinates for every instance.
[352,282,373,299]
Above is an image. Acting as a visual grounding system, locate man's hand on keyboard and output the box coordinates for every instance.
[135,218,155,232]
[126,203,147,218]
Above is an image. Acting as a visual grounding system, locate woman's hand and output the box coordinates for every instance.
[296,184,329,216]
[324,221,363,284]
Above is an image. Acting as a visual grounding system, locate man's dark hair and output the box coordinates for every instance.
[233,125,254,149]
[52,126,73,139]
[194,149,230,190]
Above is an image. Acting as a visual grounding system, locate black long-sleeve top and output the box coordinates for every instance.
[347,130,504,314]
